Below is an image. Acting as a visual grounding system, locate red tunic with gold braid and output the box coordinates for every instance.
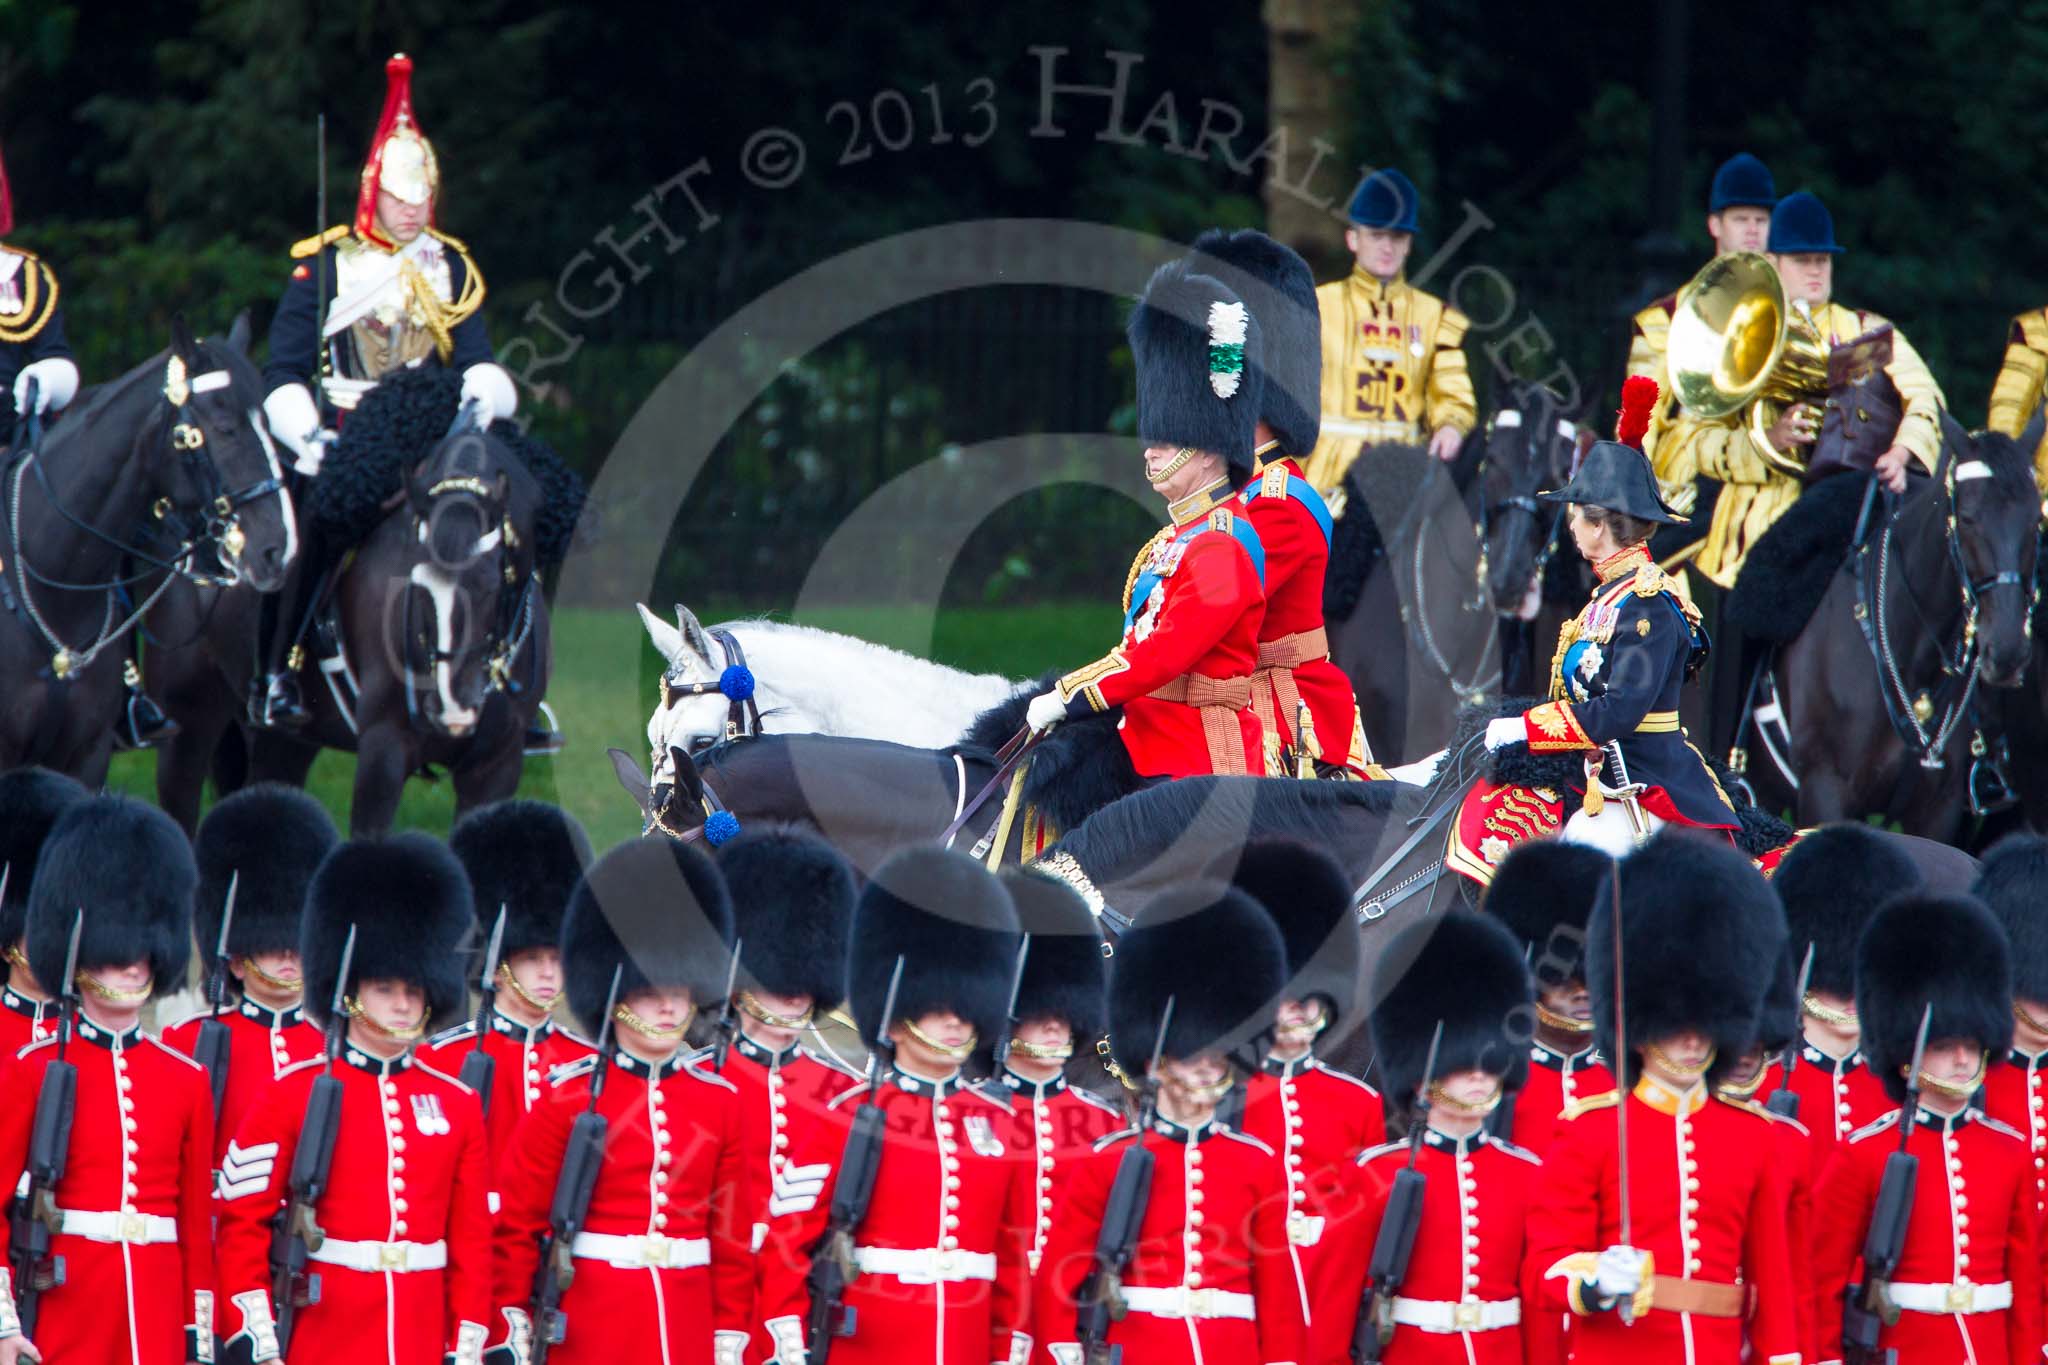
[1980,1047,2048,1217]
[161,998,325,1166]
[0,1019,216,1365]
[988,1067,1126,1279]
[1058,482,1268,779]
[1237,454,1366,773]
[1525,1076,1802,1365]
[1811,1105,2045,1365]
[418,1009,595,1180]
[1510,1038,1613,1159]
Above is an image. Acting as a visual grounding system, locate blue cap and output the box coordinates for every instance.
[1768,191,1844,255]
[1708,153,1776,213]
[1347,168,1420,233]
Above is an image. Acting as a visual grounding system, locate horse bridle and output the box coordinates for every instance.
[146,355,287,586]
[1479,396,1573,588]
[658,628,762,748]
[399,467,536,730]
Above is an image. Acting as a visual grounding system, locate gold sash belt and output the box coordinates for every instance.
[1147,673,1255,775]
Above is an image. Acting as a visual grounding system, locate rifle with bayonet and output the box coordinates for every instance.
[804,956,905,1364]
[270,925,354,1354]
[193,872,240,1123]
[991,935,1031,1076]
[1843,1003,1931,1365]
[1074,995,1175,1365]
[1765,944,1816,1119]
[1354,1020,1443,1363]
[7,910,82,1340]
[530,964,623,1364]
[459,907,509,1113]
[708,938,744,1072]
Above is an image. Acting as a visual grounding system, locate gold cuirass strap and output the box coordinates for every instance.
[1147,673,1255,775]
[1250,627,1331,741]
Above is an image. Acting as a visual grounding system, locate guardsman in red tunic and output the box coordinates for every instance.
[0,767,85,1073]
[161,786,337,1175]
[1811,892,2045,1365]
[0,799,215,1365]
[757,848,1034,1365]
[1231,839,1384,1362]
[1479,841,1615,1157]
[1970,834,2048,1217]
[1192,228,1367,776]
[1034,881,1308,1365]
[1525,831,1802,1365]
[1332,909,1556,1365]
[214,834,492,1365]
[1773,824,1921,1156]
[419,801,595,1186]
[987,869,1124,1280]
[1027,261,1270,778]
[491,837,755,1365]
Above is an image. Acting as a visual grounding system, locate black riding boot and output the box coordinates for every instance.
[251,588,311,730]
[117,658,180,750]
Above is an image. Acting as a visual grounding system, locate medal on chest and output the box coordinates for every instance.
[964,1114,1006,1157]
[409,1092,452,1137]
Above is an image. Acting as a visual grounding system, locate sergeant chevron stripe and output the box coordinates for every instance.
[218,1139,278,1200]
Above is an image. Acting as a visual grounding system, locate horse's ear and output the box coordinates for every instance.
[606,747,654,818]
[674,604,715,663]
[169,314,198,362]
[1937,409,1971,481]
[637,602,686,666]
[670,744,705,807]
[225,310,253,357]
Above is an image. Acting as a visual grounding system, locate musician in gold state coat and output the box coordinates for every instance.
[1986,306,2048,488]
[1300,168,1476,497]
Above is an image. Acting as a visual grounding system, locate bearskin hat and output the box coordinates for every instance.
[1189,229,1320,457]
[448,800,591,958]
[302,833,473,1030]
[1774,822,1922,998]
[1971,833,2048,1004]
[1586,831,1785,1086]
[1108,882,1286,1076]
[1857,892,2012,1103]
[193,785,339,966]
[847,847,1019,1051]
[1480,839,1605,989]
[717,824,855,1011]
[1130,259,1265,479]
[561,837,735,1040]
[1369,909,1532,1105]
[27,796,194,1000]
[999,867,1107,1044]
[1753,941,1803,1056]
[0,766,87,952]
[1226,839,1358,1029]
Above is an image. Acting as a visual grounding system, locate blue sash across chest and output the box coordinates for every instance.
[1124,516,1267,634]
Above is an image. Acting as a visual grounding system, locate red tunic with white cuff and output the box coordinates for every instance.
[1510,1038,1613,1159]
[1784,1043,1891,1159]
[214,1047,493,1365]
[988,1067,1126,1278]
[491,1047,756,1365]
[1033,1111,1308,1365]
[757,1067,1036,1365]
[1810,1105,2045,1365]
[1978,1048,2048,1216]
[418,1009,595,1178]
[1058,484,1269,779]
[1524,1076,1802,1365]
[0,1017,217,1365]
[1328,1126,1561,1365]
[161,998,325,1165]
[1239,1052,1386,1365]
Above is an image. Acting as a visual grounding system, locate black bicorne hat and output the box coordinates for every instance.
[1540,440,1686,524]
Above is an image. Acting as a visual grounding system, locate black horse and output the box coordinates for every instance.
[150,374,560,834]
[1473,383,1594,696]
[0,316,294,781]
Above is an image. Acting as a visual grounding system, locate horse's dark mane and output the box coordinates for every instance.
[67,348,172,426]
[1050,775,1403,876]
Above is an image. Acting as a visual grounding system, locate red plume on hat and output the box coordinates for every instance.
[354,53,440,251]
[1615,375,1658,451]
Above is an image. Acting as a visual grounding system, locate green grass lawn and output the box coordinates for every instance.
[105,601,1106,847]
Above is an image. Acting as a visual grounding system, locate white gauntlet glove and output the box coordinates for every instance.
[1025,690,1068,733]
[1483,716,1526,751]
[13,357,78,416]
[460,362,518,426]
[261,383,333,475]
[1591,1244,1647,1309]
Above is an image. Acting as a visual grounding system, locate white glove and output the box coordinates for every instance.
[1592,1244,1646,1307]
[1025,690,1068,733]
[712,1330,748,1365]
[460,362,519,425]
[261,382,333,475]
[1383,749,1447,785]
[12,356,78,416]
[1483,716,1526,751]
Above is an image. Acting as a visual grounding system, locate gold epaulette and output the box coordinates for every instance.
[1260,463,1290,498]
[0,252,58,344]
[289,225,353,259]
[1559,1089,1620,1120]
[1632,562,1703,630]
[1207,507,1236,534]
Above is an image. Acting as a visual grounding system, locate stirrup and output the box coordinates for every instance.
[116,685,181,751]
[251,670,311,730]
[523,700,565,757]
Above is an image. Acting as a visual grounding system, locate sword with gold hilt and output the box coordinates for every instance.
[1583,740,1652,844]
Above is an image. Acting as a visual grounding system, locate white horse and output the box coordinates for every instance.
[637,603,1022,763]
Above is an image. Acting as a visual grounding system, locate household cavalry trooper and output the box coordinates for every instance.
[987,867,1123,1277]
[1033,879,1308,1365]
[161,785,339,1177]
[0,766,86,1070]
[1986,298,2048,486]
[1525,831,1803,1365]
[1300,167,1476,499]
[255,51,518,730]
[1331,908,1556,1365]
[1025,260,1272,779]
[1229,839,1384,1365]
[1476,840,1614,1158]
[489,837,755,1365]
[757,846,1034,1365]
[0,137,79,448]
[1192,228,1369,776]
[214,833,492,1365]
[1968,833,2048,1217]
[1811,891,2045,1365]
[1771,822,1920,1156]
[420,800,596,1182]
[0,798,215,1365]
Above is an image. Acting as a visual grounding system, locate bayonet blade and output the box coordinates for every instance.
[1418,1020,1444,1107]
[993,934,1032,1071]
[480,906,508,993]
[60,908,83,997]
[1793,942,1815,1006]
[216,871,240,961]
[1907,1002,1934,1093]
[720,936,744,1008]
[330,924,357,1020]
[595,964,625,1058]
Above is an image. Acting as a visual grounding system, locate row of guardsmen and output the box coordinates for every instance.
[4,764,2048,1365]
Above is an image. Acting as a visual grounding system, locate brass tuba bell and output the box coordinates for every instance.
[1666,251,1830,478]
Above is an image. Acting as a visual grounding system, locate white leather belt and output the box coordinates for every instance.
[1120,1286,1256,1321]
[54,1208,178,1245]
[852,1246,996,1283]
[306,1238,448,1273]
[571,1231,711,1271]
[1391,1297,1522,1332]
[1888,1281,2014,1314]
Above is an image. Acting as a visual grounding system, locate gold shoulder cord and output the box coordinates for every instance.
[0,260,58,345]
